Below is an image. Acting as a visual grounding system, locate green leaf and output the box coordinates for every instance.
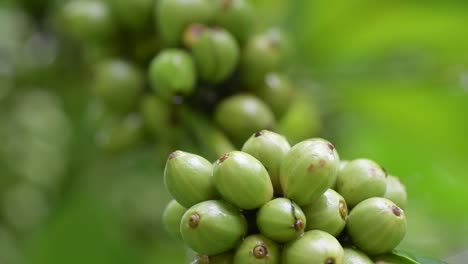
[374,252,419,264]
[390,250,448,264]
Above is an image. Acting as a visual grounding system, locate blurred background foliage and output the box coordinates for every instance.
[0,0,467,263]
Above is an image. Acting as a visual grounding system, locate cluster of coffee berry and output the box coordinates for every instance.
[55,0,320,157]
[162,130,408,263]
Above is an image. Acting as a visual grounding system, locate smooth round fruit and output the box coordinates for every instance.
[191,252,234,264]
[139,94,172,139]
[343,248,373,264]
[162,200,187,239]
[256,198,306,243]
[2,183,50,233]
[93,59,143,113]
[336,159,387,208]
[254,73,294,118]
[384,175,407,209]
[241,130,290,195]
[233,234,280,264]
[106,0,153,33]
[148,49,196,101]
[59,0,115,42]
[156,0,216,46]
[95,113,143,153]
[347,197,407,255]
[277,93,322,145]
[331,160,349,190]
[183,24,239,83]
[280,138,340,206]
[164,151,218,208]
[214,0,255,43]
[213,151,273,209]
[282,230,344,264]
[214,94,275,145]
[180,200,247,255]
[302,189,347,237]
[241,29,288,87]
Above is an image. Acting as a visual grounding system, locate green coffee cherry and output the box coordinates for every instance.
[343,248,374,264]
[2,183,50,234]
[106,0,153,33]
[336,159,387,208]
[282,230,344,264]
[302,189,347,237]
[256,198,306,243]
[214,95,275,145]
[277,94,322,145]
[179,107,236,161]
[280,138,340,206]
[213,0,255,44]
[241,29,288,87]
[384,175,407,209]
[164,151,218,208]
[183,24,239,83]
[191,252,234,264]
[59,0,115,43]
[162,200,187,239]
[95,113,143,153]
[331,160,349,190]
[254,73,294,118]
[93,59,143,113]
[180,200,247,255]
[148,49,196,101]
[213,151,273,209]
[139,94,172,139]
[156,0,216,46]
[241,130,290,195]
[347,197,407,255]
[233,234,280,264]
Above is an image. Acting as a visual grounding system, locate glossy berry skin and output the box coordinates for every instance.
[241,29,288,87]
[93,59,143,113]
[346,197,407,256]
[214,0,255,44]
[256,198,306,243]
[180,200,247,255]
[384,175,407,209]
[280,138,340,206]
[164,151,218,208]
[214,94,275,145]
[162,200,187,239]
[241,130,290,195]
[233,234,280,264]
[303,189,348,237]
[254,73,294,118]
[59,0,115,43]
[336,159,387,208]
[282,230,344,264]
[156,0,216,46]
[213,151,273,210]
[148,49,196,101]
[184,24,239,83]
[342,248,374,264]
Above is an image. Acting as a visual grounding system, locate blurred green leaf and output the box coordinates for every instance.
[394,250,448,264]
